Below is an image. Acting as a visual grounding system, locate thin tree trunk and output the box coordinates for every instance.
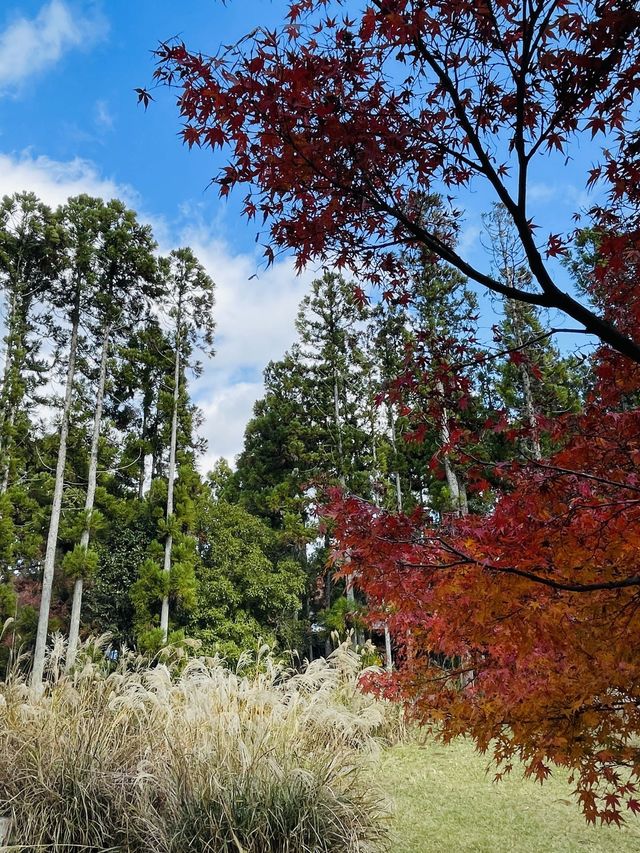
[384,623,393,672]
[0,290,18,494]
[31,309,80,689]
[0,409,14,495]
[436,379,467,516]
[0,289,17,407]
[389,403,403,513]
[66,324,110,671]
[160,319,181,643]
[334,370,359,644]
[508,299,542,461]
[324,531,332,657]
[137,403,148,500]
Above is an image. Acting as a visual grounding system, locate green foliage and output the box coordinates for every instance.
[62,544,99,580]
[318,595,365,637]
[131,558,168,628]
[0,493,14,567]
[84,528,147,643]
[190,496,306,661]
[0,581,16,622]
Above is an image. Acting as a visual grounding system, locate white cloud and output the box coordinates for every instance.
[0,0,107,93]
[0,151,137,209]
[197,382,264,473]
[528,182,557,203]
[0,150,311,471]
[184,228,313,469]
[94,100,113,131]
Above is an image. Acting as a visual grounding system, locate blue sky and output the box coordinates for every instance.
[0,0,599,468]
[0,0,316,469]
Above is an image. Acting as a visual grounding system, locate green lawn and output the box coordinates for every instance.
[381,740,640,852]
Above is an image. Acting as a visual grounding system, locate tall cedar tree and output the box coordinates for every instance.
[157,248,214,643]
[0,193,58,495]
[31,195,104,688]
[64,200,158,670]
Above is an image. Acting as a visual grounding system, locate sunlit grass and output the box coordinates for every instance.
[381,739,640,852]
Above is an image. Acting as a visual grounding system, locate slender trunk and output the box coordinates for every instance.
[520,361,542,460]
[437,379,467,516]
[160,318,181,643]
[31,309,80,688]
[508,299,542,461]
[333,371,344,474]
[384,623,393,672]
[137,403,148,500]
[388,404,403,513]
[333,369,359,642]
[324,532,332,657]
[0,289,17,409]
[0,409,14,495]
[382,406,400,670]
[0,290,18,494]
[66,324,110,671]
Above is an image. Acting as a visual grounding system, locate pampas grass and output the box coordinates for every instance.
[0,638,394,852]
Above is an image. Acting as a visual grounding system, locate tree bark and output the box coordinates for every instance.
[508,298,543,461]
[0,289,17,494]
[137,403,148,500]
[66,324,110,671]
[31,307,80,689]
[388,403,403,513]
[160,314,181,643]
[437,380,467,516]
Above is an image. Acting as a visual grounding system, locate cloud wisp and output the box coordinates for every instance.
[0,0,108,94]
[0,149,311,470]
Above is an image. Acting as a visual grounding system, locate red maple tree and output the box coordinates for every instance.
[151,0,640,822]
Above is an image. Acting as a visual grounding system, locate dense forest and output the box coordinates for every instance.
[0,189,586,677]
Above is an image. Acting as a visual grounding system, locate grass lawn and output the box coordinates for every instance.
[381,739,640,852]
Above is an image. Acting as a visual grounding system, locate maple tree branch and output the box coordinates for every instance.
[373,1,640,365]
[456,327,588,368]
[372,196,559,308]
[525,460,640,494]
[401,548,640,593]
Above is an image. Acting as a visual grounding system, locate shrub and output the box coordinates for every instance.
[0,638,392,852]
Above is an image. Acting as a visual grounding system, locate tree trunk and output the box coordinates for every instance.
[137,403,148,500]
[388,403,403,513]
[333,369,360,643]
[324,532,332,657]
[160,318,181,643]
[384,623,393,672]
[508,299,542,461]
[0,289,18,494]
[0,409,14,495]
[436,380,467,516]
[31,309,80,689]
[66,324,110,672]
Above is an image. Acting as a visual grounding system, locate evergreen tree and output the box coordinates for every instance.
[131,247,215,645]
[484,204,585,458]
[65,199,158,670]
[31,195,104,687]
[0,192,59,494]
[189,490,306,661]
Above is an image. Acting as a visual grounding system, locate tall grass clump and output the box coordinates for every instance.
[0,637,393,852]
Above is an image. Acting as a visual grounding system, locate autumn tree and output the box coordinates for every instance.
[151,0,640,822]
